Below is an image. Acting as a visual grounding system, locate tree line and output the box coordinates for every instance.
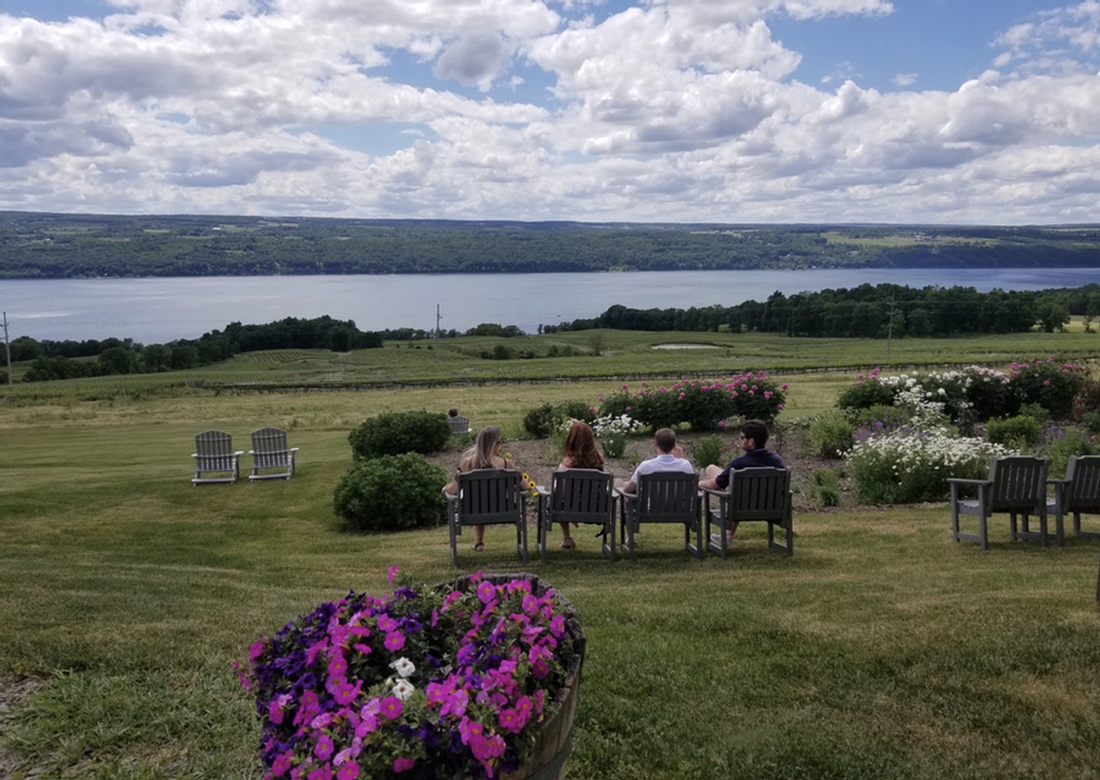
[542,284,1100,338]
[11,317,530,382]
[2,211,1100,278]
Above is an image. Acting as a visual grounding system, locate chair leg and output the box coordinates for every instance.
[450,519,459,567]
[979,513,988,550]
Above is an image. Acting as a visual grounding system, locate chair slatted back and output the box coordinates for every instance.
[1063,456,1100,511]
[449,416,471,435]
[548,469,614,525]
[635,472,699,523]
[728,467,791,521]
[456,469,524,526]
[250,427,290,468]
[195,430,236,470]
[988,456,1048,512]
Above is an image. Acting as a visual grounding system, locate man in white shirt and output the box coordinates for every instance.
[621,428,695,493]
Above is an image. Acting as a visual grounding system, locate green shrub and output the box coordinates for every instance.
[348,411,451,460]
[1008,358,1086,419]
[521,401,596,439]
[809,410,854,459]
[837,376,896,414]
[1043,426,1100,479]
[692,435,725,468]
[961,365,1017,421]
[1080,411,1100,435]
[986,415,1045,450]
[333,454,447,532]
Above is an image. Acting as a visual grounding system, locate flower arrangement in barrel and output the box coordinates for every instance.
[237,568,581,780]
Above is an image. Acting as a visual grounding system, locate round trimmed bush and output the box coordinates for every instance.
[333,454,447,532]
[349,411,451,460]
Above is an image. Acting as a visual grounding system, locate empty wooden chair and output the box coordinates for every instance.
[1052,455,1100,540]
[948,456,1055,549]
[536,469,616,561]
[703,467,793,558]
[617,472,702,560]
[448,415,472,435]
[444,469,528,566]
[191,430,243,485]
[248,427,299,481]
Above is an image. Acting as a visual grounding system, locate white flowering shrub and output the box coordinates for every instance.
[847,426,1015,504]
[592,413,642,458]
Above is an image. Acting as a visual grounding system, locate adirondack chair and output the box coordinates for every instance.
[449,415,472,435]
[248,427,299,481]
[1052,455,1100,540]
[617,472,702,560]
[444,469,528,566]
[536,469,616,562]
[948,456,1055,549]
[191,430,243,485]
[702,467,793,558]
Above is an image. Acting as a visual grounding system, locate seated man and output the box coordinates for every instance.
[699,419,785,544]
[621,427,695,494]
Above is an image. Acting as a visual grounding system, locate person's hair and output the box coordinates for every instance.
[741,419,769,448]
[448,408,459,417]
[562,421,604,469]
[654,427,678,453]
[464,426,503,469]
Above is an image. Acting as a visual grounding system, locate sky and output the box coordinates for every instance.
[0,0,1098,224]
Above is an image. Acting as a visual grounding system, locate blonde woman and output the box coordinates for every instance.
[444,426,515,551]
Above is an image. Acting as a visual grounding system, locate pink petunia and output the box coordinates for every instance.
[314,734,335,761]
[272,750,294,777]
[380,696,404,720]
[250,640,265,661]
[393,758,416,774]
[477,580,497,604]
[336,761,360,780]
[384,631,405,651]
[387,565,399,585]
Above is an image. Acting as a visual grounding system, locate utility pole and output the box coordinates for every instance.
[435,304,442,371]
[885,295,895,361]
[3,312,11,386]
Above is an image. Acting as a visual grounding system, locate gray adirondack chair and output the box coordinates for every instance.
[948,456,1055,549]
[703,467,793,558]
[191,430,243,485]
[444,469,528,566]
[248,427,299,480]
[536,469,616,562]
[617,471,702,560]
[448,416,472,435]
[1052,455,1100,540]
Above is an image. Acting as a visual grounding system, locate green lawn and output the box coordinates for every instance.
[2,341,1100,779]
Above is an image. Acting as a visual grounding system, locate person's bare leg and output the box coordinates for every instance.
[559,522,575,548]
[473,524,485,550]
[705,464,722,481]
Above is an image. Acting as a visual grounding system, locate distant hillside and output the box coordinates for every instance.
[2,211,1099,278]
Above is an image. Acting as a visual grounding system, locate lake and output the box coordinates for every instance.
[3,268,1099,343]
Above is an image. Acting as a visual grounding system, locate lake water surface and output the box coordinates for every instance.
[3,268,1099,343]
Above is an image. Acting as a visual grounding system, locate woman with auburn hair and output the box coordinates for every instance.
[555,420,605,549]
[443,426,514,551]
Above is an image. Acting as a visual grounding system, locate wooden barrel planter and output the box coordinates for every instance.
[436,572,586,780]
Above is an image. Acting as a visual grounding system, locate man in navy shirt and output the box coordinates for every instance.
[699,419,785,544]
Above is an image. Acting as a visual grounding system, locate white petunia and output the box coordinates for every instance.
[392,679,415,701]
[389,657,416,678]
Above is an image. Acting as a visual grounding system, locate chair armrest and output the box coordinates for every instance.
[535,486,550,497]
[233,450,244,457]
[700,487,727,496]
[945,478,988,486]
[442,490,458,499]
[289,447,300,453]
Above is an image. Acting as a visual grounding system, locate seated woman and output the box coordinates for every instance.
[443,426,515,551]
[555,420,605,549]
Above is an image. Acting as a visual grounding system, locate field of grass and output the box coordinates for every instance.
[2,335,1100,779]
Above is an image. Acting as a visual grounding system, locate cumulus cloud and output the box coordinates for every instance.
[0,0,1096,223]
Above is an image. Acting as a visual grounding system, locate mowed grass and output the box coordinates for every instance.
[2,347,1100,779]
